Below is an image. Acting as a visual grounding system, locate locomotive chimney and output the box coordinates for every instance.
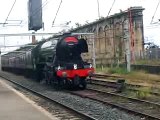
[32,32,36,44]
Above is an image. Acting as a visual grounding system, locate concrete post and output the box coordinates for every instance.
[123,19,131,72]
[92,34,96,68]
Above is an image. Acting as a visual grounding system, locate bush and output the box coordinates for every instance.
[135,88,151,99]
[95,66,109,73]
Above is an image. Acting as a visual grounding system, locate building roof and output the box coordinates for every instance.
[70,6,144,32]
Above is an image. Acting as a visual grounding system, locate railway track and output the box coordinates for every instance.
[70,87,160,120]
[93,73,160,88]
[0,72,146,120]
[91,73,160,96]
[93,73,123,79]
[0,75,97,120]
[0,71,155,120]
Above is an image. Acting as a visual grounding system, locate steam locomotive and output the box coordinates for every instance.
[1,33,94,89]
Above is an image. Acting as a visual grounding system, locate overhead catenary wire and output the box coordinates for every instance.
[150,0,160,24]
[0,0,54,53]
[11,0,51,28]
[0,32,60,37]
[21,0,49,27]
[0,45,36,48]
[146,23,160,28]
[107,0,116,17]
[3,0,17,26]
[52,0,63,27]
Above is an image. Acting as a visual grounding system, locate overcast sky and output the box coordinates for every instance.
[0,0,160,52]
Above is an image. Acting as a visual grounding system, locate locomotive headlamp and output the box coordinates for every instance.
[89,64,92,68]
[74,64,77,69]
[58,65,61,70]
[56,66,65,71]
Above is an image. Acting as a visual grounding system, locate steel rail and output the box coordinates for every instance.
[93,73,123,79]
[70,88,160,120]
[87,87,160,108]
[93,73,160,88]
[88,78,160,96]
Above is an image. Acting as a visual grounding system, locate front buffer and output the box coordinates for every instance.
[56,68,94,89]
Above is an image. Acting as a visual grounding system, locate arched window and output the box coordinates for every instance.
[98,27,103,34]
[115,22,123,58]
[104,25,111,46]
[99,26,105,53]
[92,28,96,33]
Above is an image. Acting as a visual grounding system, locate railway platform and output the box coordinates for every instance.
[0,78,58,120]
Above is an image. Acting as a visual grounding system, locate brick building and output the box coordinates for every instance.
[70,7,145,66]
